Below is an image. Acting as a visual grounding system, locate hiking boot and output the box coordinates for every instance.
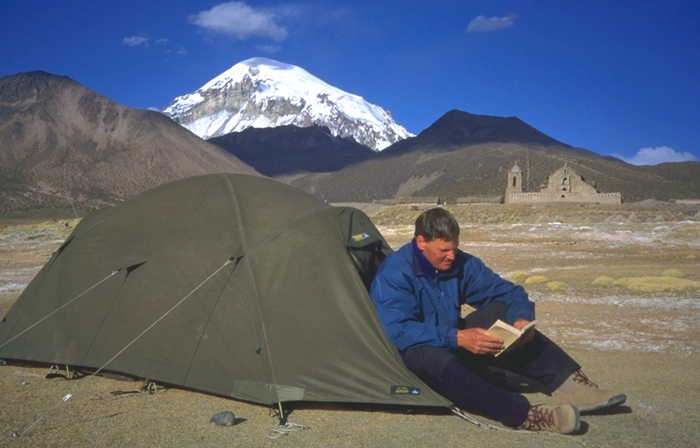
[552,370,627,414]
[517,404,580,434]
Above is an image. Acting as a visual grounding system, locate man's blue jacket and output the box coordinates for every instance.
[369,240,535,351]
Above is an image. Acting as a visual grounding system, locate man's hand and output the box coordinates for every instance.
[513,318,536,345]
[457,328,505,355]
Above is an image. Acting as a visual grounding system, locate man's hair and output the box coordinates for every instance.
[414,208,460,241]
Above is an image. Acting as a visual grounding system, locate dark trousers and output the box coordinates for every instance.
[399,303,581,427]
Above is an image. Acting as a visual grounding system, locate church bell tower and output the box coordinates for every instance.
[505,163,523,203]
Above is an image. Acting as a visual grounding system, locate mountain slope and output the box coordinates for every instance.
[0,71,257,214]
[273,110,700,202]
[279,110,582,201]
[386,110,571,152]
[209,124,376,177]
[162,57,413,151]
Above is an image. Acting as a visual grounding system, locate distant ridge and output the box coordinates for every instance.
[0,71,257,214]
[264,110,700,203]
[415,110,570,147]
[2,70,698,213]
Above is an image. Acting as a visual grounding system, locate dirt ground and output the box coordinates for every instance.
[1,204,699,447]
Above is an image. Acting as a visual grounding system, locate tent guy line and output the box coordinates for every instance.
[12,256,235,439]
[0,269,122,352]
[0,174,453,437]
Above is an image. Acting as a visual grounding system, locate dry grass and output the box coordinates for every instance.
[0,219,79,240]
[673,223,700,237]
[369,203,700,227]
[1,204,700,447]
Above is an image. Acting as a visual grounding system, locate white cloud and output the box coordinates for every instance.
[123,35,150,47]
[189,1,288,41]
[155,38,169,45]
[163,47,188,62]
[256,44,281,54]
[466,14,516,33]
[623,146,699,165]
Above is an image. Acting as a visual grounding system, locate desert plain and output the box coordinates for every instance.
[1,202,699,448]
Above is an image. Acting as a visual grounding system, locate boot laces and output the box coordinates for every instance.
[522,404,555,430]
[572,370,598,388]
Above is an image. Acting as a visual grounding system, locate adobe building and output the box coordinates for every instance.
[505,162,621,204]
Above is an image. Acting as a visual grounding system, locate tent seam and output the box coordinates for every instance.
[222,175,282,403]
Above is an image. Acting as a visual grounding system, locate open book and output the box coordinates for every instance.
[486,319,537,357]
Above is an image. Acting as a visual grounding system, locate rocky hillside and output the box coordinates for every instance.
[278,111,590,201]
[0,71,257,214]
[248,110,700,203]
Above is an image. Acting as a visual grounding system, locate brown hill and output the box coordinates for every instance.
[274,111,700,203]
[278,111,592,201]
[0,71,257,214]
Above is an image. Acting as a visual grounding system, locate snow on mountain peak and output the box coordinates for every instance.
[162,58,413,150]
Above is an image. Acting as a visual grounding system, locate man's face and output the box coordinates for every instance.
[416,235,458,271]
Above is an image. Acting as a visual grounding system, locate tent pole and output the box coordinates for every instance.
[277,401,286,425]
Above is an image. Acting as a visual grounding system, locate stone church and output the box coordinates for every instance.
[505,162,621,204]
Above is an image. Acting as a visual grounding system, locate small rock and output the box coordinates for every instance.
[209,411,235,427]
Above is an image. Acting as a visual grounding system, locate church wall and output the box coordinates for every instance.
[544,169,598,195]
[506,192,622,204]
[505,164,621,204]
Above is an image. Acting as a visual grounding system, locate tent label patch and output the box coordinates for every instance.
[391,386,420,395]
[351,232,370,242]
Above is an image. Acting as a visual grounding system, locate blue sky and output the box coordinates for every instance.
[2,1,699,165]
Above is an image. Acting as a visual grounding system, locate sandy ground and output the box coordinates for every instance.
[1,206,699,447]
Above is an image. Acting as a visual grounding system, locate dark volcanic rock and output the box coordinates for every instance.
[209,124,376,176]
[385,110,571,153]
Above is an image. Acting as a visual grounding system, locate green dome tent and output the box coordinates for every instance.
[0,174,450,409]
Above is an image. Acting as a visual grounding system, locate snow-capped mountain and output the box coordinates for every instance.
[162,57,413,151]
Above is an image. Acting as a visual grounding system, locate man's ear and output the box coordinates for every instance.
[415,235,426,251]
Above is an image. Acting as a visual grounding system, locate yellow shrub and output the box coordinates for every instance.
[620,277,700,293]
[525,276,549,285]
[510,271,528,282]
[612,278,633,287]
[662,269,684,278]
[547,281,568,291]
[592,276,615,287]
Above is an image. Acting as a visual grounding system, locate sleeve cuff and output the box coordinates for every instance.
[448,328,459,349]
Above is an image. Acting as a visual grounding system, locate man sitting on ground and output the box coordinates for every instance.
[369,208,626,434]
